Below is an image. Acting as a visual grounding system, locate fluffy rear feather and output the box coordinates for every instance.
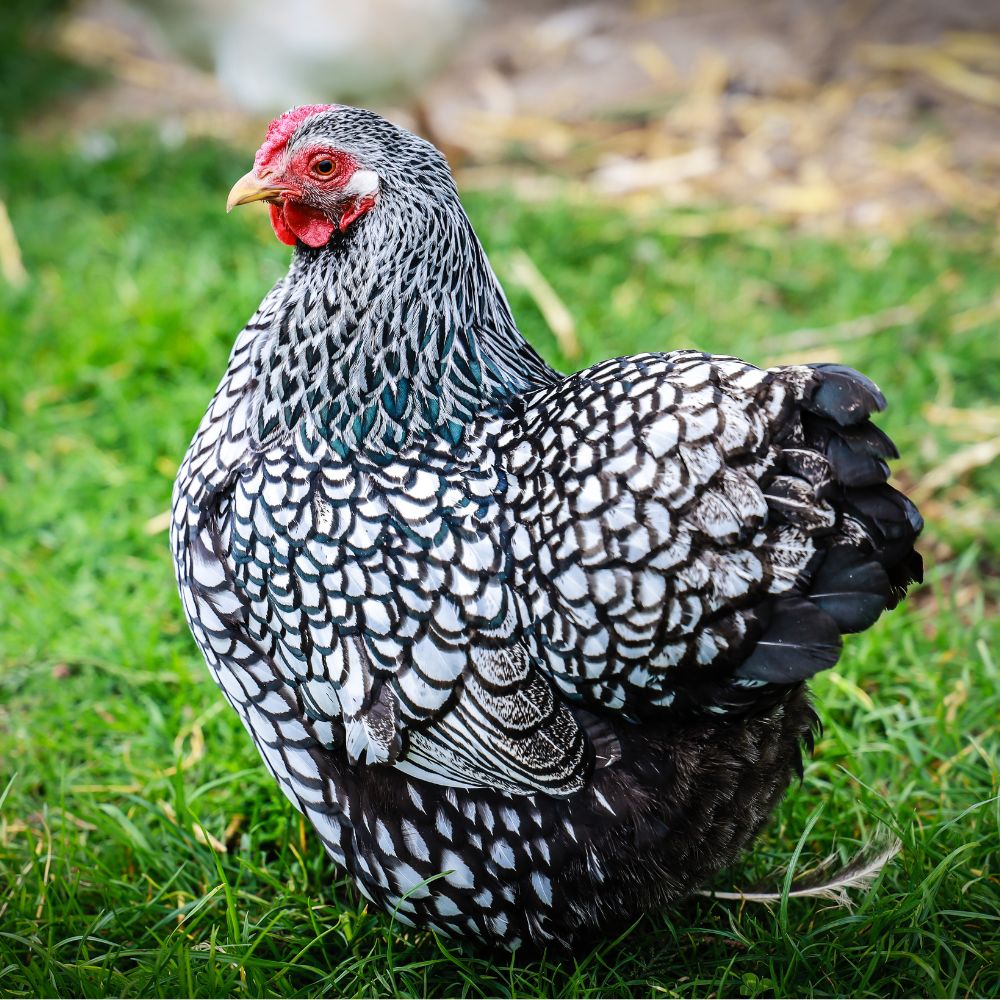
[699,837,903,908]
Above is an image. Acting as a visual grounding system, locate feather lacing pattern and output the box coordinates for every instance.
[172,105,922,951]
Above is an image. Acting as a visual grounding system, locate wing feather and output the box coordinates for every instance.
[184,347,919,795]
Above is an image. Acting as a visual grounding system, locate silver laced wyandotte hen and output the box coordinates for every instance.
[171,104,923,952]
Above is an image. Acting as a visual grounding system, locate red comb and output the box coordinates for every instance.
[254,104,338,172]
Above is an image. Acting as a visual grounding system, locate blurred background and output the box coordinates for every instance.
[5,0,1000,229]
[1,3,998,997]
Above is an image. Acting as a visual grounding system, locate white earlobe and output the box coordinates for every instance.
[344,169,379,199]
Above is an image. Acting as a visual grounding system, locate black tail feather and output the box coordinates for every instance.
[806,365,923,611]
[732,364,922,693]
[806,363,886,424]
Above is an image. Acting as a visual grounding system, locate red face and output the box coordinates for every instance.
[227,106,378,248]
[261,145,377,248]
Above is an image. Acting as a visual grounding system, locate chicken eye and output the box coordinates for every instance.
[314,159,335,176]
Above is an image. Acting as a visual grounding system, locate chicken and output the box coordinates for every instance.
[171,104,923,951]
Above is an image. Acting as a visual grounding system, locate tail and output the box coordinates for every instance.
[732,363,923,690]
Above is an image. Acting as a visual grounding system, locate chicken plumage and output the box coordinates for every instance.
[171,104,922,950]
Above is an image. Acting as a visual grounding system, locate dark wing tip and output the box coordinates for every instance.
[734,598,843,685]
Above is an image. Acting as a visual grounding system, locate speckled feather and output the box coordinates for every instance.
[171,106,922,951]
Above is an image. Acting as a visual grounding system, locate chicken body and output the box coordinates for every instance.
[172,105,922,950]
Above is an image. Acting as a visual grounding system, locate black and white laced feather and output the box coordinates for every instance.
[171,105,922,951]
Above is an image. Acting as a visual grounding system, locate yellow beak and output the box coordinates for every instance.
[226,170,286,213]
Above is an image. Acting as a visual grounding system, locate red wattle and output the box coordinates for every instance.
[268,203,298,247]
[339,195,377,231]
[269,201,337,248]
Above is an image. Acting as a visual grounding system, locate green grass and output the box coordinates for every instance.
[0,131,998,998]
